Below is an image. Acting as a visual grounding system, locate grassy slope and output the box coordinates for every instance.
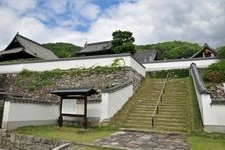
[187,78,225,149]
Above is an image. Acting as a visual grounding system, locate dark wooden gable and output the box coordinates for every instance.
[191,43,217,58]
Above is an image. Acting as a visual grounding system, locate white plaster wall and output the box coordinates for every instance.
[87,103,102,118]
[0,55,145,76]
[130,57,146,76]
[101,84,133,121]
[191,71,225,133]
[2,101,59,129]
[144,59,218,71]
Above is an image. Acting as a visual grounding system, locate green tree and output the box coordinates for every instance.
[111,30,136,54]
[42,42,81,58]
[217,46,225,59]
[136,41,200,60]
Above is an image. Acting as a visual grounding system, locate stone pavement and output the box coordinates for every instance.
[91,130,190,150]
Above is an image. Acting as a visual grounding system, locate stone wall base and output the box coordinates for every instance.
[63,117,100,127]
[204,125,225,133]
[2,120,57,130]
[0,129,67,150]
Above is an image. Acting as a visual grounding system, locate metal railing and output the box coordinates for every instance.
[151,73,169,127]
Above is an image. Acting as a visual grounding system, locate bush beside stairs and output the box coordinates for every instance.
[111,77,190,133]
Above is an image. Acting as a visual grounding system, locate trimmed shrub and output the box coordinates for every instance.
[202,60,225,83]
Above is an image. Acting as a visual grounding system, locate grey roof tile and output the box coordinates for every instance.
[133,50,156,63]
[77,41,112,54]
[3,33,58,60]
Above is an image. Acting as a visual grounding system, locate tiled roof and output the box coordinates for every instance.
[133,50,156,63]
[1,33,58,60]
[77,41,112,54]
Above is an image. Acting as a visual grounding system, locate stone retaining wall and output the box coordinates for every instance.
[0,129,67,150]
[0,67,143,102]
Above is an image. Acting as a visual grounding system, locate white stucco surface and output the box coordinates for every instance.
[191,69,225,133]
[0,55,145,76]
[2,101,59,129]
[144,58,218,71]
[101,84,133,121]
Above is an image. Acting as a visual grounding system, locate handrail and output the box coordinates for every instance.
[151,73,169,127]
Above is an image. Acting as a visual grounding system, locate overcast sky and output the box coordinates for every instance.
[0,0,225,50]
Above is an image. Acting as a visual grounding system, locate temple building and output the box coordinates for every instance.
[76,40,156,63]
[190,43,217,58]
[0,33,58,61]
[76,41,113,56]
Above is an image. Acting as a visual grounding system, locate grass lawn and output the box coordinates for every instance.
[15,125,116,143]
[189,134,225,150]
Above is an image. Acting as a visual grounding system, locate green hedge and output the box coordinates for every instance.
[147,69,189,78]
[202,60,225,83]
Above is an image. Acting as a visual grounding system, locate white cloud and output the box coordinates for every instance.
[74,1,101,20]
[0,0,225,50]
[4,0,37,14]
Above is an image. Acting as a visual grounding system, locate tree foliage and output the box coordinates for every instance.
[42,42,81,58]
[202,60,225,83]
[136,41,200,60]
[217,46,225,59]
[111,30,136,54]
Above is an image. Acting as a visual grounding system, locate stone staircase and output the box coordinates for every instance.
[155,78,189,132]
[117,77,189,133]
[121,78,165,129]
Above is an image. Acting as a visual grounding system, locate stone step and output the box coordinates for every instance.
[126,114,152,119]
[124,118,152,125]
[155,125,188,132]
[134,105,156,109]
[132,109,154,114]
[158,108,187,113]
[158,111,187,115]
[161,99,187,103]
[128,113,153,118]
[162,95,188,98]
[159,105,187,109]
[156,114,186,119]
[155,117,186,123]
[161,101,187,105]
[155,120,187,127]
[122,123,152,129]
[136,99,158,102]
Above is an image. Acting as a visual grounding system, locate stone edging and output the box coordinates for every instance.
[190,63,209,94]
[0,129,69,150]
[211,100,225,105]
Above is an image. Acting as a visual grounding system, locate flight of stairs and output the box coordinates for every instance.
[155,78,189,132]
[116,77,189,133]
[121,78,165,129]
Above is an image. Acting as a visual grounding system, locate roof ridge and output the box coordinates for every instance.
[16,34,36,56]
[86,40,111,45]
[16,34,52,51]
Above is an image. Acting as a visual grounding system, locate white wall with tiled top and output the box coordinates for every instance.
[144,58,218,71]
[191,66,225,133]
[0,54,146,76]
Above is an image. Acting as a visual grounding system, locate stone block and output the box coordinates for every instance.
[26,135,34,144]
[10,133,16,142]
